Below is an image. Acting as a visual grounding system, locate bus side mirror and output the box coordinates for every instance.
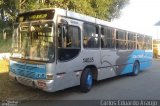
[59,19,68,25]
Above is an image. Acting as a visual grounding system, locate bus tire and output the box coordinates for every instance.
[80,68,93,93]
[131,61,140,76]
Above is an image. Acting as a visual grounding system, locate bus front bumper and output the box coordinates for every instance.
[9,72,55,92]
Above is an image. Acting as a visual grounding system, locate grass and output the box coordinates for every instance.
[0,32,11,72]
[0,34,11,73]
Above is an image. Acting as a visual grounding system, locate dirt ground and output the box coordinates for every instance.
[0,60,44,100]
[0,72,47,100]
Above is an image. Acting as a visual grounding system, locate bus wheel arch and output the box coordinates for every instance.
[84,65,98,81]
[80,65,98,92]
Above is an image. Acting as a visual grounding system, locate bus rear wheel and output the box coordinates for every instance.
[80,68,93,93]
[131,61,140,76]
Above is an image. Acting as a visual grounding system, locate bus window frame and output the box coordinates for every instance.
[101,26,115,49]
[83,22,100,49]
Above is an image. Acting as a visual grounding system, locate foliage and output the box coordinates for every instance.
[0,0,18,33]
[0,0,129,22]
[35,0,129,21]
[0,33,12,53]
[0,0,129,53]
[0,0,129,35]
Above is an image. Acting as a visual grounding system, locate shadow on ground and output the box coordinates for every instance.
[0,69,149,100]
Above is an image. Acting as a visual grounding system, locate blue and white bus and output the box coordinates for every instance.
[9,8,153,92]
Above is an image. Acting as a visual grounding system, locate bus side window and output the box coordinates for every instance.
[58,25,81,61]
[137,35,144,50]
[101,26,115,49]
[58,24,80,48]
[83,23,99,48]
[67,26,81,48]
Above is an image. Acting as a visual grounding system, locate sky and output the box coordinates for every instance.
[112,0,160,39]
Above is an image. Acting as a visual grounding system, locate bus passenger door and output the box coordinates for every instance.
[99,49,118,80]
[98,27,118,80]
[55,17,82,90]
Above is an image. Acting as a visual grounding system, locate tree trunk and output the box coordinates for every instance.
[3,29,6,40]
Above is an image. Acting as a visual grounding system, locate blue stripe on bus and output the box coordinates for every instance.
[10,62,46,79]
[121,50,152,75]
[10,50,152,79]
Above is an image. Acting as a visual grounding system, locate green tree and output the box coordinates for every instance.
[0,0,129,35]
[0,0,18,39]
[42,0,129,21]
[0,0,129,52]
[19,0,129,21]
[0,0,129,22]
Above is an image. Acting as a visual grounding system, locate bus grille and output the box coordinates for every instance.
[14,64,37,79]
[17,76,34,87]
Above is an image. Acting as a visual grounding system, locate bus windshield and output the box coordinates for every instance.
[11,21,54,62]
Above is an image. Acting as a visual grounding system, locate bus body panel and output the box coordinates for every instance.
[120,50,152,74]
[9,8,153,92]
[54,49,100,90]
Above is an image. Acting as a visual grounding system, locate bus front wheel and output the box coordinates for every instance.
[80,68,93,93]
[131,61,140,76]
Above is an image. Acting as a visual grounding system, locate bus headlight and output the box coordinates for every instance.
[46,74,54,80]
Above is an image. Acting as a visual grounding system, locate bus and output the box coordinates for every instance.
[153,39,160,58]
[9,8,153,93]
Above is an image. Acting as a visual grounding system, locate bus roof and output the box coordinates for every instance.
[19,8,152,37]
